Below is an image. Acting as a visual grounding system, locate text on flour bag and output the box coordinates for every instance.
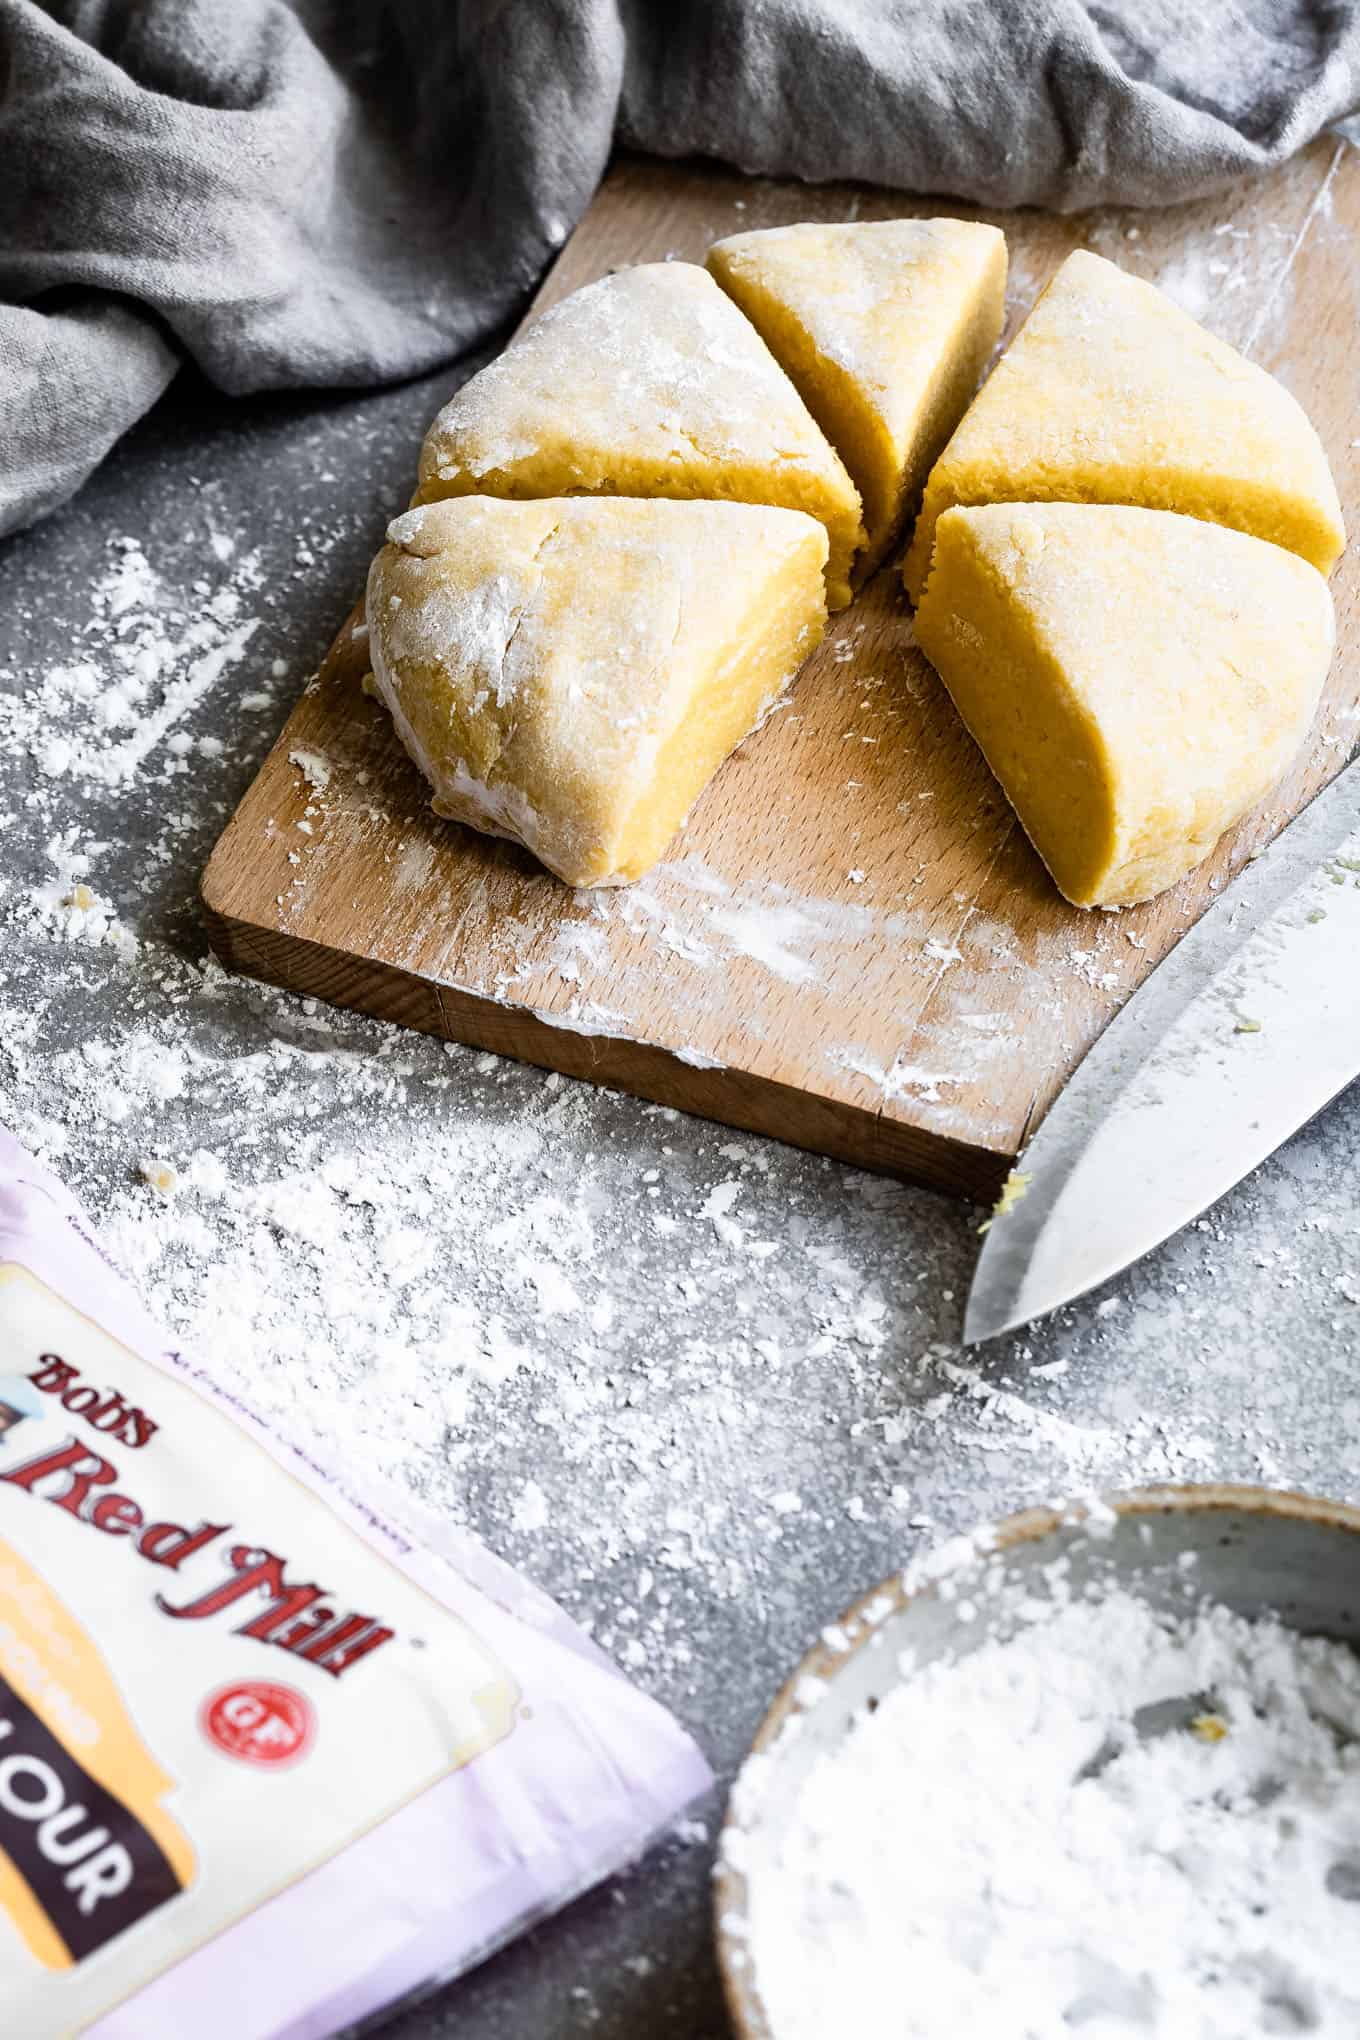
[0,1128,711,2039]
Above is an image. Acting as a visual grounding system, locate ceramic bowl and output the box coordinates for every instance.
[715,1482,1360,2040]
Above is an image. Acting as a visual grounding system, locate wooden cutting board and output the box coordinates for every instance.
[201,142,1359,1203]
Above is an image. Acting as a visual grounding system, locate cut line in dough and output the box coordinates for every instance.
[414,262,864,610]
[708,217,1006,575]
[903,248,1345,599]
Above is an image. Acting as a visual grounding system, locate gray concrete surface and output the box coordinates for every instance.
[1,350,1357,2040]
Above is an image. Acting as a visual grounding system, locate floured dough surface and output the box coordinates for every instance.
[913,502,1334,907]
[414,263,863,609]
[367,495,828,888]
[903,248,1345,598]
[708,218,1006,572]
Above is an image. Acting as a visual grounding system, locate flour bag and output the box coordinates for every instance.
[0,1128,710,2036]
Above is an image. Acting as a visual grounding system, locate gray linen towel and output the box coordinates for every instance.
[2,0,1356,538]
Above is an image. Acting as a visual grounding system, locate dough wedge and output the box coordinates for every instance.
[913,503,1334,908]
[903,249,1345,599]
[367,496,828,888]
[708,218,1006,574]
[414,263,863,609]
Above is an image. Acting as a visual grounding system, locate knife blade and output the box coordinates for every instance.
[964,756,1360,1344]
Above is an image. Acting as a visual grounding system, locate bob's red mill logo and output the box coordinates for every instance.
[0,1352,402,1965]
[2,1356,396,1677]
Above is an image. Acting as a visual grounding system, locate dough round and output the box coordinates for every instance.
[903,249,1345,599]
[367,494,828,888]
[708,217,1006,573]
[913,502,1334,906]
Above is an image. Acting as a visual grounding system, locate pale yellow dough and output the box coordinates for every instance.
[366,496,828,888]
[903,249,1345,599]
[414,263,863,609]
[707,218,1006,573]
[913,503,1334,908]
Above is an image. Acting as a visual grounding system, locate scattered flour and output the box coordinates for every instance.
[27,832,139,954]
[512,1480,551,1534]
[0,535,267,786]
[741,1589,1360,2039]
[827,1046,967,1106]
[2,885,1219,1691]
[289,746,334,794]
[706,900,821,986]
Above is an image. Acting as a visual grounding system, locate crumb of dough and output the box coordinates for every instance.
[979,1168,1032,1233]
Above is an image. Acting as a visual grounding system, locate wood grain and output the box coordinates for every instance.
[201,143,1360,1204]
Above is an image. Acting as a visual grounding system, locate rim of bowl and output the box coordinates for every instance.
[714,1481,1360,2040]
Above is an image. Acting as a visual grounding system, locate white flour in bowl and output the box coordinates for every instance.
[738,1588,1360,2038]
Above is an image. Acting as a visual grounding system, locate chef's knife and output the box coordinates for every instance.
[965,755,1360,1344]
